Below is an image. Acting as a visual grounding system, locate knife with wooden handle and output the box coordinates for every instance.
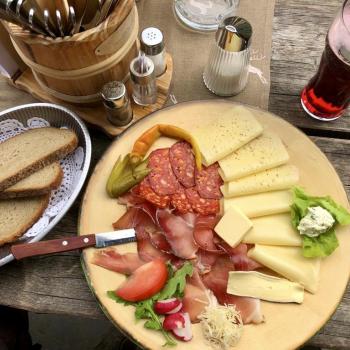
[11,228,136,260]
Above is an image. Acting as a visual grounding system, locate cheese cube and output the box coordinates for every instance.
[247,245,321,293]
[221,190,292,218]
[243,213,302,246]
[218,131,290,181]
[227,271,304,303]
[214,206,253,247]
[192,106,263,166]
[221,164,299,198]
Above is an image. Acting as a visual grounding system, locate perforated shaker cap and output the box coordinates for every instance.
[140,27,165,55]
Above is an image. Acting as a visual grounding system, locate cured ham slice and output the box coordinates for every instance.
[135,225,171,262]
[193,215,222,253]
[179,212,197,228]
[202,255,264,324]
[148,230,173,254]
[216,242,262,271]
[182,269,210,322]
[195,249,219,275]
[117,191,145,206]
[92,249,144,275]
[157,209,198,259]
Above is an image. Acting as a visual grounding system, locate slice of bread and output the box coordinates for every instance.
[0,195,50,246]
[0,163,63,199]
[0,127,78,192]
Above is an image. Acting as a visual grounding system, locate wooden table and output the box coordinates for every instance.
[0,0,349,349]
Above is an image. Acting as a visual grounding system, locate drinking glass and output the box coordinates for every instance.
[301,0,350,121]
[174,0,240,32]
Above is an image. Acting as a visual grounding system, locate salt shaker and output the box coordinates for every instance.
[140,27,166,77]
[101,81,133,126]
[203,16,252,96]
[130,53,157,106]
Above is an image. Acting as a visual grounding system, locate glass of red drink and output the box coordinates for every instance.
[301,0,350,121]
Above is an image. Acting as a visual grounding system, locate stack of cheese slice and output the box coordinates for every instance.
[192,105,320,300]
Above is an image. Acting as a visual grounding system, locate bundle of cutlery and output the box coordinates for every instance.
[0,0,120,38]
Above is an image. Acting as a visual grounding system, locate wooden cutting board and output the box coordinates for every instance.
[9,53,173,137]
[79,101,350,350]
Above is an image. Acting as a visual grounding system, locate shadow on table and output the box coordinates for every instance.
[0,307,324,350]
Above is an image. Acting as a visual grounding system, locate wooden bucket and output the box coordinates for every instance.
[3,0,139,104]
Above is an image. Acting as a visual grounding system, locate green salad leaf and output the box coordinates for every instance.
[291,187,350,258]
[158,261,193,300]
[302,228,339,258]
[107,262,193,347]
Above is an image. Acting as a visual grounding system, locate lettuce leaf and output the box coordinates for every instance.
[302,228,339,258]
[291,187,350,258]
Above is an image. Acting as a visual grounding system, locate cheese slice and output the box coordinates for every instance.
[221,164,299,198]
[221,190,292,218]
[192,106,263,166]
[243,213,302,246]
[214,206,253,247]
[218,131,290,181]
[227,271,304,303]
[247,245,321,293]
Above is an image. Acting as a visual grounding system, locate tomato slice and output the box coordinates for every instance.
[115,259,168,302]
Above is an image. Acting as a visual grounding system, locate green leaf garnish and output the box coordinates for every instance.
[290,187,350,258]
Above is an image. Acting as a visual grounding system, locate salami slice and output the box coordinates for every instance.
[148,148,180,196]
[169,141,195,188]
[185,188,220,215]
[139,178,170,208]
[195,163,223,199]
[171,186,193,214]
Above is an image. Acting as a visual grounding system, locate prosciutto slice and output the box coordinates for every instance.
[195,249,219,275]
[216,242,262,271]
[202,255,264,324]
[157,209,198,259]
[92,249,144,275]
[193,215,223,253]
[182,269,210,322]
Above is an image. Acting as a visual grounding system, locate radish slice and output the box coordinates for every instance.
[163,313,185,331]
[154,298,183,315]
[172,313,193,342]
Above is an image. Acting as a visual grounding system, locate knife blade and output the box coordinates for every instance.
[10,228,136,260]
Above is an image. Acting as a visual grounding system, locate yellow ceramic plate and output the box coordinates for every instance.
[79,101,350,350]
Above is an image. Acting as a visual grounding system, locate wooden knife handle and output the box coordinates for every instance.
[11,234,96,260]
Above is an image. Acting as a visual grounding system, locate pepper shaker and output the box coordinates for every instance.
[130,53,157,106]
[203,16,253,96]
[101,81,133,126]
[140,27,166,77]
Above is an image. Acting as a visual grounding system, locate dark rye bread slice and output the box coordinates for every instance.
[0,127,77,192]
[0,163,63,199]
[0,195,50,246]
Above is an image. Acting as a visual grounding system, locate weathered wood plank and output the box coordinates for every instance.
[269,0,350,135]
[0,133,349,349]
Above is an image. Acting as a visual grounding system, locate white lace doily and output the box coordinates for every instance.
[0,117,84,240]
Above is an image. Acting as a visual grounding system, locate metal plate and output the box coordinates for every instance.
[0,103,92,266]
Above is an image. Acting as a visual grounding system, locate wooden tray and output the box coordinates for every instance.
[9,53,173,137]
[79,101,350,350]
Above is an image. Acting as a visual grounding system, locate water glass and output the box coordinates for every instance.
[174,0,240,31]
